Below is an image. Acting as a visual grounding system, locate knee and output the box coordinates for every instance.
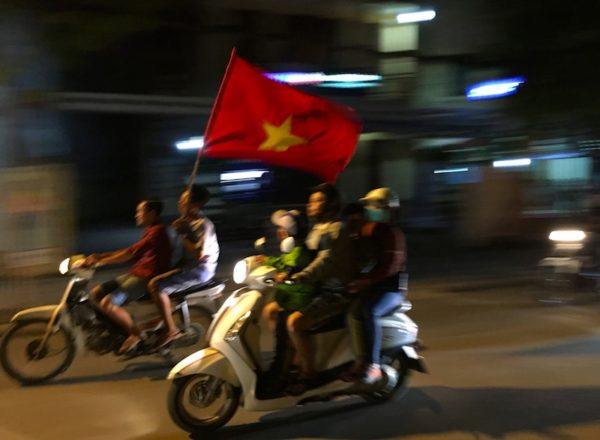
[99,295,113,311]
[90,286,104,303]
[287,313,305,334]
[262,302,279,322]
[147,279,160,297]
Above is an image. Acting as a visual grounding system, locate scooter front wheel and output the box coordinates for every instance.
[167,374,240,434]
[0,318,76,385]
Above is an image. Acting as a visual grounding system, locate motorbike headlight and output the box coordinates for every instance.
[224,311,251,342]
[59,258,71,275]
[233,260,248,284]
[549,230,586,242]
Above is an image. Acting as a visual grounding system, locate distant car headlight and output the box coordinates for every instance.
[59,258,71,275]
[549,230,586,242]
[233,260,248,284]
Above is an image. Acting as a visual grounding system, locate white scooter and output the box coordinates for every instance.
[166,240,427,435]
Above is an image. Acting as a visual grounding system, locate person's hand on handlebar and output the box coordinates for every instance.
[83,254,100,267]
[290,272,307,283]
[274,272,288,283]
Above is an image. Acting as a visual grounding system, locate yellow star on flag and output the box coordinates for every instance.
[259,116,306,152]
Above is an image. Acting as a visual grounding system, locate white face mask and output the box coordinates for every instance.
[365,207,390,223]
[280,236,296,253]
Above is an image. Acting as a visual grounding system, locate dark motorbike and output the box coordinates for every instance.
[0,255,225,385]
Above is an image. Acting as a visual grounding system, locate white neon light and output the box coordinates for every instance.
[396,10,436,24]
[493,158,531,168]
[175,136,204,150]
[266,72,382,86]
[434,168,469,174]
[318,81,380,89]
[266,72,326,85]
[324,74,382,83]
[549,230,586,242]
[220,170,268,182]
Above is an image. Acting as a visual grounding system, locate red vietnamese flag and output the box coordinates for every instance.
[202,50,361,182]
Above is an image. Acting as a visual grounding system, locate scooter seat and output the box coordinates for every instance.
[385,300,412,316]
[308,314,346,334]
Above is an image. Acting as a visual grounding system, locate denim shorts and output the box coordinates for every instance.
[101,274,148,306]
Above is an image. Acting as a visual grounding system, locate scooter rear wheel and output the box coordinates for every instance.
[167,374,240,434]
[363,353,409,403]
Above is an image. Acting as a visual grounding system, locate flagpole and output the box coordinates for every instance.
[186,47,238,191]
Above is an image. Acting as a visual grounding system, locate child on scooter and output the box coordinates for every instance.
[260,210,314,386]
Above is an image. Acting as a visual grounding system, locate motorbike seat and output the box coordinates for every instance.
[135,279,224,304]
[169,278,224,301]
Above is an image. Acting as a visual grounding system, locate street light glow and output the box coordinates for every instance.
[396,10,436,24]
[266,72,325,85]
[175,136,204,151]
[493,158,531,168]
[266,72,381,87]
[220,170,269,182]
[434,168,469,174]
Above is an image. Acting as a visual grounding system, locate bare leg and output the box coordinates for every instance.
[262,301,282,333]
[149,283,177,336]
[99,296,140,337]
[287,312,316,377]
[99,296,141,354]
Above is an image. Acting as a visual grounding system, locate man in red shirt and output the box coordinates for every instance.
[85,199,172,354]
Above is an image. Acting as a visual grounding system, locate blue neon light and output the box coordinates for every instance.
[466,77,525,100]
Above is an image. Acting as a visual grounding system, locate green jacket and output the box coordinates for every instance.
[264,246,312,274]
[265,246,315,311]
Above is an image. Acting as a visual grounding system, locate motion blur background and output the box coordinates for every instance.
[0,0,599,277]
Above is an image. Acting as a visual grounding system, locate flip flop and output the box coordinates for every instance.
[118,335,141,355]
[158,331,183,349]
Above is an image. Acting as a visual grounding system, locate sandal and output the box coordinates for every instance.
[118,335,141,355]
[158,331,182,349]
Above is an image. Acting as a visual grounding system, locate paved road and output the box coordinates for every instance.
[0,276,599,440]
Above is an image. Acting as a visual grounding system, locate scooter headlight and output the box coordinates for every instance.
[549,230,586,242]
[59,258,71,275]
[233,260,248,284]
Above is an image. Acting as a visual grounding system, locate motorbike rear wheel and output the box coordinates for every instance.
[167,374,240,434]
[166,307,213,360]
[0,318,76,385]
[363,352,409,403]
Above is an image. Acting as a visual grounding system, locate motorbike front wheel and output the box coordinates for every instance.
[168,374,240,434]
[0,318,76,385]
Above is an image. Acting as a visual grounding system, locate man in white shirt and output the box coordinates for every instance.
[148,184,219,347]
